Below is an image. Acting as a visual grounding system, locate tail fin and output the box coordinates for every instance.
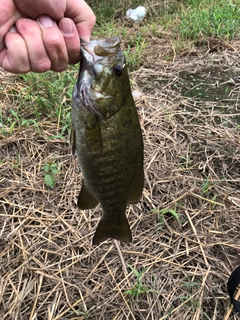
[93,216,132,245]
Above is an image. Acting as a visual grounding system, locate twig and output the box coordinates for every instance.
[193,267,211,320]
[185,210,209,267]
[113,239,128,276]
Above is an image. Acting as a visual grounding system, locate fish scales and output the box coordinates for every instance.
[71,37,144,244]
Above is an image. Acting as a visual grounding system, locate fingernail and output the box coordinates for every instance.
[38,15,54,28]
[60,19,74,36]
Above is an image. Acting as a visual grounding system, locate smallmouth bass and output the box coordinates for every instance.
[71,37,144,245]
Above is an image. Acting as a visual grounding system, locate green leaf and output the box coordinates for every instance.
[51,168,60,174]
[127,264,141,278]
[50,163,60,174]
[21,119,28,126]
[10,109,19,120]
[9,120,16,133]
[43,163,50,173]
[168,209,180,220]
[44,174,55,189]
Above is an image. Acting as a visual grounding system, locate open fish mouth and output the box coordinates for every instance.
[80,81,101,118]
[80,37,121,62]
[78,38,120,119]
[80,81,112,119]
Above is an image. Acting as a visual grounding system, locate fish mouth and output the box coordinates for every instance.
[78,37,121,119]
[80,81,111,119]
[80,81,100,118]
[77,56,103,118]
[80,37,120,62]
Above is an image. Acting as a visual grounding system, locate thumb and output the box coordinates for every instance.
[0,3,20,51]
[65,0,95,41]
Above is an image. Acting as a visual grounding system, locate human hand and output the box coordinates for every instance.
[0,0,95,73]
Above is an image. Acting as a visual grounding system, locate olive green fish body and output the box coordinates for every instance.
[71,37,143,244]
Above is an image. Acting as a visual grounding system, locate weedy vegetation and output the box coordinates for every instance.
[124,264,157,298]
[179,0,240,41]
[151,207,180,229]
[43,161,61,189]
[0,0,240,319]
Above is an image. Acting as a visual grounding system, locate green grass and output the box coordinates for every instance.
[90,0,240,42]
[124,265,157,298]
[150,207,180,230]
[123,30,149,70]
[88,0,142,24]
[2,0,239,138]
[179,0,240,40]
[18,70,74,114]
[86,0,240,70]
[1,67,77,138]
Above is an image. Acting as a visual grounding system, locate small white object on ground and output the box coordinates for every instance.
[132,90,142,100]
[126,6,147,22]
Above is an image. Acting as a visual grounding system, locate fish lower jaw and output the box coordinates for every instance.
[94,91,112,100]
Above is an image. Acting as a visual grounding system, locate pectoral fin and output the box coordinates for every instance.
[77,182,99,209]
[128,169,144,204]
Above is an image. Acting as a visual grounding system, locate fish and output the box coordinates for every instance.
[71,37,144,245]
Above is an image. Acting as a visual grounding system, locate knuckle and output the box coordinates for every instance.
[6,61,30,73]
[17,19,40,35]
[90,14,96,26]
[44,32,64,49]
[84,14,96,30]
[32,60,51,73]
[51,64,68,72]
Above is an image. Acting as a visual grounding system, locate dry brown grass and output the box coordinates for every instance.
[0,37,240,320]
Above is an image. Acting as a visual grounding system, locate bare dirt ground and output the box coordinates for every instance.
[0,37,240,319]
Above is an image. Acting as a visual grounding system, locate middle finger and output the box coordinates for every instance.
[16,18,51,72]
[37,15,69,72]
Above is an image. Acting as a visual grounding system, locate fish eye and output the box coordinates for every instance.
[113,65,123,77]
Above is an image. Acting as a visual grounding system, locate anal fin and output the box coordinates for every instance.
[128,169,144,204]
[77,182,99,209]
